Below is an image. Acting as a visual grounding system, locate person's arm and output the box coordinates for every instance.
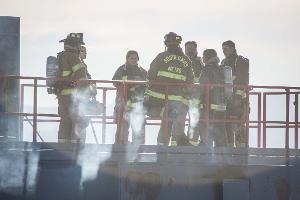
[235,56,249,99]
[186,60,195,84]
[112,66,124,88]
[236,56,249,85]
[68,53,87,80]
[199,68,210,101]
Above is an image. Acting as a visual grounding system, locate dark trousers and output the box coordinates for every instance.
[157,101,189,145]
[226,100,247,147]
[58,95,88,143]
[198,111,227,147]
[115,102,146,144]
[115,116,145,144]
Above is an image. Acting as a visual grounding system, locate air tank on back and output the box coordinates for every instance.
[223,65,233,100]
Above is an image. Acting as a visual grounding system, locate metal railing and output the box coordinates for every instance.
[0,75,299,149]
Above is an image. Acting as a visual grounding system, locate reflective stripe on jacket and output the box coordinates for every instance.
[147,51,194,103]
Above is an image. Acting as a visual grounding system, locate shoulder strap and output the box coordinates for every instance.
[56,51,64,77]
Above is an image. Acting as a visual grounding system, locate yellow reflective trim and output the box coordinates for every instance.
[89,84,96,90]
[189,140,199,146]
[58,139,78,143]
[189,99,200,106]
[233,75,237,80]
[236,90,247,99]
[157,71,186,81]
[170,140,177,146]
[126,100,133,108]
[160,107,165,117]
[194,77,200,83]
[146,89,165,99]
[62,70,72,77]
[211,104,226,111]
[146,89,186,103]
[72,63,85,73]
[60,88,76,95]
[129,87,135,91]
[182,99,189,105]
[122,76,128,80]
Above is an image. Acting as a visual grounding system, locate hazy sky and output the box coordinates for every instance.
[1,0,300,86]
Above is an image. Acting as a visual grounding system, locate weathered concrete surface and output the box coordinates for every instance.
[0,16,20,141]
[0,142,299,200]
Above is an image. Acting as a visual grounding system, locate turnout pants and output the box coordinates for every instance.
[114,102,146,144]
[226,99,247,147]
[58,94,88,143]
[157,101,190,146]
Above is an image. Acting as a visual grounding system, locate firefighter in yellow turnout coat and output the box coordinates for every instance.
[57,33,94,143]
[147,32,194,146]
[221,40,249,147]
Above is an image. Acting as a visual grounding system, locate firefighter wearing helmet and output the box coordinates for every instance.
[198,49,228,147]
[146,32,194,146]
[221,40,249,148]
[56,33,93,143]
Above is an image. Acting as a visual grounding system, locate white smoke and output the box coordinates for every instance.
[71,89,91,140]
[125,100,146,161]
[77,145,112,187]
[128,101,145,144]
[188,103,200,139]
[24,150,40,194]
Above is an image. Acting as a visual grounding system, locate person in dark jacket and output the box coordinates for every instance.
[185,41,204,145]
[146,32,194,146]
[185,41,204,83]
[221,40,249,147]
[199,49,227,147]
[113,50,147,144]
[57,33,92,143]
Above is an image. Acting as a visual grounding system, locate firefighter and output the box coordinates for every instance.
[113,50,147,144]
[146,32,194,146]
[184,41,204,82]
[199,49,227,147]
[79,46,92,79]
[184,41,204,145]
[221,40,249,147]
[57,33,91,143]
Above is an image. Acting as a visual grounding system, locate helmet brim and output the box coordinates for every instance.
[59,38,85,45]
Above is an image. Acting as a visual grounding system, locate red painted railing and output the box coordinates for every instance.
[0,76,299,149]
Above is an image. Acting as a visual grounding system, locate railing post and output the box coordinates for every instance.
[285,89,290,149]
[20,84,25,141]
[263,93,267,148]
[120,81,128,144]
[258,93,262,148]
[163,85,169,144]
[33,78,37,142]
[102,88,107,144]
[246,86,250,147]
[295,93,299,149]
[204,85,210,144]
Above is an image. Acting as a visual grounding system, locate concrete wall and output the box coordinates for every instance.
[0,16,20,140]
[0,143,299,200]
